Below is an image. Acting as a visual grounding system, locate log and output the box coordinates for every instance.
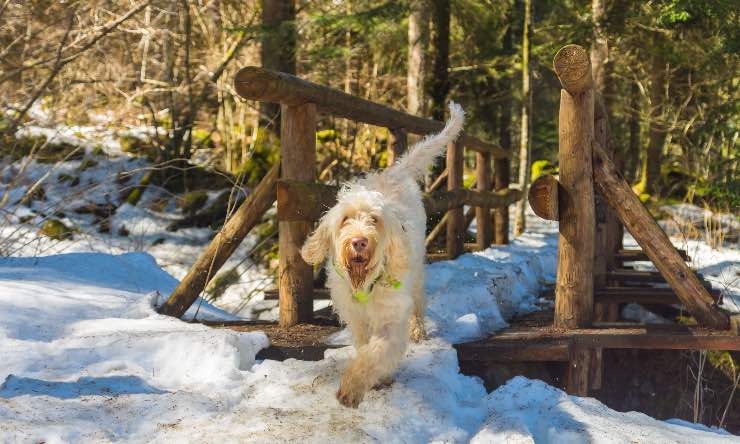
[595,95,621,272]
[388,128,407,165]
[234,66,508,158]
[493,157,510,244]
[279,103,317,327]
[427,168,448,192]
[158,163,279,318]
[553,45,593,95]
[527,174,559,221]
[276,179,522,222]
[592,141,729,329]
[553,44,595,329]
[476,151,493,249]
[447,141,465,259]
[617,248,689,262]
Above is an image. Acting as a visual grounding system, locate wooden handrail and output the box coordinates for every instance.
[276,179,521,222]
[234,66,508,159]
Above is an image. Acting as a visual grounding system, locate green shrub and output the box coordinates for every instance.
[177,191,208,214]
[40,219,75,240]
[531,159,558,181]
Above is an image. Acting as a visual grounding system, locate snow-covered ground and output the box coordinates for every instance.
[1,122,739,442]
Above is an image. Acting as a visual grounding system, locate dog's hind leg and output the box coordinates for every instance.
[408,269,427,343]
[336,321,407,408]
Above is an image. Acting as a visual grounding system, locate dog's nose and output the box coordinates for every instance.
[351,236,368,252]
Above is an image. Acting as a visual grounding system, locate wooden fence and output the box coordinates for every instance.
[158,67,520,327]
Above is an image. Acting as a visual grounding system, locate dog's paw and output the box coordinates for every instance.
[409,316,427,343]
[372,376,394,391]
[336,385,364,408]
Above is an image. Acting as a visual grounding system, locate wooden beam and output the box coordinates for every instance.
[447,141,465,259]
[553,44,595,329]
[608,270,704,284]
[617,248,689,262]
[427,168,448,192]
[567,346,591,396]
[158,163,280,318]
[528,174,559,221]
[234,66,508,158]
[279,103,317,327]
[493,157,510,244]
[592,141,729,329]
[276,179,521,222]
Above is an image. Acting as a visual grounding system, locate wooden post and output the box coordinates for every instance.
[388,128,408,165]
[592,141,730,330]
[279,103,317,327]
[158,163,280,318]
[567,345,590,396]
[493,157,510,244]
[446,141,465,259]
[475,151,493,249]
[593,93,618,322]
[553,45,595,329]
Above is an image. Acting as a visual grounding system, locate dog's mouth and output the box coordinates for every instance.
[346,252,371,288]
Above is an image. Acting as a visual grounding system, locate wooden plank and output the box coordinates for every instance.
[594,92,610,290]
[234,66,508,158]
[257,344,342,362]
[264,288,331,300]
[609,270,706,284]
[528,174,559,221]
[455,341,570,363]
[475,150,493,249]
[279,103,317,327]
[276,179,521,222]
[617,248,689,262]
[592,141,729,329]
[493,157,510,244]
[553,44,595,329]
[157,163,279,318]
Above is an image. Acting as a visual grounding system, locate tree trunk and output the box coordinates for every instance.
[495,20,514,245]
[514,0,532,237]
[640,48,665,197]
[260,0,296,131]
[429,0,450,122]
[627,80,641,184]
[407,0,429,116]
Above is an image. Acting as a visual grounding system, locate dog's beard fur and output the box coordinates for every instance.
[337,213,380,289]
[342,240,372,288]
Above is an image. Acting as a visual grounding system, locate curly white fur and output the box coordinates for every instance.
[301,102,465,408]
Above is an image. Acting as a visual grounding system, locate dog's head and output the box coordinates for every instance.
[301,184,408,289]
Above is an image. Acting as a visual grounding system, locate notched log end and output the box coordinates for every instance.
[528,174,560,221]
[553,45,593,95]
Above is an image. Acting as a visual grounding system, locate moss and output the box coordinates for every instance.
[316,129,339,143]
[119,135,156,160]
[206,267,241,301]
[124,172,152,206]
[531,159,558,181]
[40,219,75,240]
[149,198,170,212]
[233,127,279,187]
[191,128,214,149]
[91,144,105,156]
[177,191,208,214]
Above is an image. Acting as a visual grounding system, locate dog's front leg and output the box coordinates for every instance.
[336,322,406,408]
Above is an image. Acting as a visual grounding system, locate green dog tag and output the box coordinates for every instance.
[353,290,369,304]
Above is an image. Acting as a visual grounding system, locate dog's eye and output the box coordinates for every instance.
[370,215,379,224]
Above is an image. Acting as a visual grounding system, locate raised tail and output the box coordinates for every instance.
[389,102,465,181]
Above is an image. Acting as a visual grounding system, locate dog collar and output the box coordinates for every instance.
[331,260,401,304]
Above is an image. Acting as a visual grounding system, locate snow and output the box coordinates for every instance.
[1,122,738,441]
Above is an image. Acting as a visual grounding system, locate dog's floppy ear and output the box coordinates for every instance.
[301,216,331,265]
[382,212,409,276]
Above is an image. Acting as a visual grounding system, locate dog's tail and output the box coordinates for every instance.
[388,101,465,181]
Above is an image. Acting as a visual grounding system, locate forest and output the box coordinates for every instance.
[0,0,739,441]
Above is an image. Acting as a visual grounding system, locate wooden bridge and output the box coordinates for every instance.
[158,43,738,397]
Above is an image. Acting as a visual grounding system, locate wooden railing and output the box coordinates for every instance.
[159,67,518,327]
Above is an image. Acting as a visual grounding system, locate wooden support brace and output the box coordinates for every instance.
[592,141,729,329]
[158,162,280,318]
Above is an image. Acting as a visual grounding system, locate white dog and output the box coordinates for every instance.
[301,102,465,408]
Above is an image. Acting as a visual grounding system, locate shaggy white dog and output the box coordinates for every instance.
[301,102,465,408]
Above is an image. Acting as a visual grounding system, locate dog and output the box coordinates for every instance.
[300,102,465,408]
